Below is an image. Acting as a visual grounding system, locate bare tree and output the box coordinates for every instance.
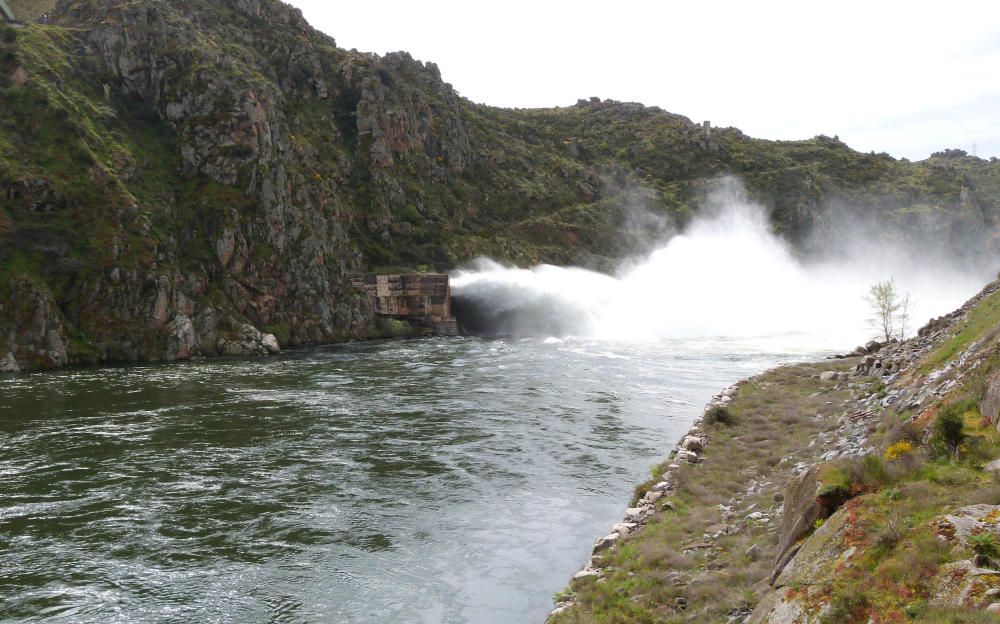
[898,292,912,340]
[866,279,913,342]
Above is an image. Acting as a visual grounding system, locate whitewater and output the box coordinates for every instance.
[451,183,990,352]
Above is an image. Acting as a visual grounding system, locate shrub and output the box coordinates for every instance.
[969,532,1000,560]
[860,454,891,486]
[837,454,892,493]
[822,591,869,623]
[884,419,922,446]
[933,403,967,457]
[2,27,16,44]
[816,464,854,513]
[884,440,914,462]
[705,405,735,426]
[881,487,902,501]
[873,520,902,554]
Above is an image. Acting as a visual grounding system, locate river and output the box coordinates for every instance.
[0,336,825,623]
[3,187,991,622]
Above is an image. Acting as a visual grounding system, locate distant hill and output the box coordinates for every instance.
[2,0,1000,370]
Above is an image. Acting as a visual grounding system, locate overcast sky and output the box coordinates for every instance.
[289,0,1000,161]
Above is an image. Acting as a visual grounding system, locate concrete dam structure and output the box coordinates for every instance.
[351,273,458,336]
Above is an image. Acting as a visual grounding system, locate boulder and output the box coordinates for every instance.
[929,504,1000,549]
[573,569,599,580]
[611,522,637,536]
[642,490,664,505]
[217,323,280,356]
[592,532,620,554]
[651,480,674,493]
[261,333,281,354]
[928,559,1000,610]
[705,523,739,538]
[0,352,19,373]
[774,507,852,588]
[676,449,699,463]
[624,506,651,523]
[750,509,854,622]
[984,459,1000,476]
[746,586,830,624]
[681,435,705,452]
[770,465,822,584]
[980,370,1000,426]
[548,603,571,618]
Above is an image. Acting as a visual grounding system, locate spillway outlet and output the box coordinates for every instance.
[350,273,459,336]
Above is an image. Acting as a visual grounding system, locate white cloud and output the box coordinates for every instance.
[288,0,1000,160]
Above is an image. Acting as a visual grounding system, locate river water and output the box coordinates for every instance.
[0,336,825,623]
[4,178,991,622]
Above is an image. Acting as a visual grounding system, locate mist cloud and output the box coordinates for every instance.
[452,178,997,351]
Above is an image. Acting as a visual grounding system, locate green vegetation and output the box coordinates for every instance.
[552,361,857,623]
[922,289,1000,372]
[704,404,735,426]
[3,0,1000,367]
[798,405,1000,622]
[559,386,1000,622]
[933,401,970,457]
[555,278,1000,622]
[969,532,1000,561]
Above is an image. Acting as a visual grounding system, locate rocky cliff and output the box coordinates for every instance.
[550,278,1000,622]
[3,0,1000,371]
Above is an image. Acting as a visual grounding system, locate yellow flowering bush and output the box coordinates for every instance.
[884,440,914,461]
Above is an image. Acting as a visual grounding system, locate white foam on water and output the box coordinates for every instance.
[452,181,992,353]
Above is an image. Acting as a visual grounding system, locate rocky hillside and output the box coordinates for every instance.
[549,277,1000,622]
[2,0,1000,371]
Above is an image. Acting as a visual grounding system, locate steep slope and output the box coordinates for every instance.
[6,0,56,20]
[550,279,1000,623]
[1,0,1000,371]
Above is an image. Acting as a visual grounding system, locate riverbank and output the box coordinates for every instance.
[550,278,1000,622]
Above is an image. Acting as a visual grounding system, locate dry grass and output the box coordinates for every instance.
[553,360,860,623]
[555,340,1000,623]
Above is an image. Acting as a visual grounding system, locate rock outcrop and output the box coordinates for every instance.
[3,1,1000,371]
[0,275,69,370]
[769,466,822,585]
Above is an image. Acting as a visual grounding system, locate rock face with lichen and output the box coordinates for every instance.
[2,0,1000,371]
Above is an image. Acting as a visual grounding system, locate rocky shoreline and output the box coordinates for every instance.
[549,276,1000,622]
[548,383,740,620]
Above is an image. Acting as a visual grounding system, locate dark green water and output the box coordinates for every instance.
[0,337,811,623]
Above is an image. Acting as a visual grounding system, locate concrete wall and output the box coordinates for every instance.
[351,273,457,335]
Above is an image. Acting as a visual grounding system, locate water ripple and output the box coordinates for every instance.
[0,337,813,623]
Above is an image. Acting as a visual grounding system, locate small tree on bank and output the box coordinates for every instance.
[866,279,913,342]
